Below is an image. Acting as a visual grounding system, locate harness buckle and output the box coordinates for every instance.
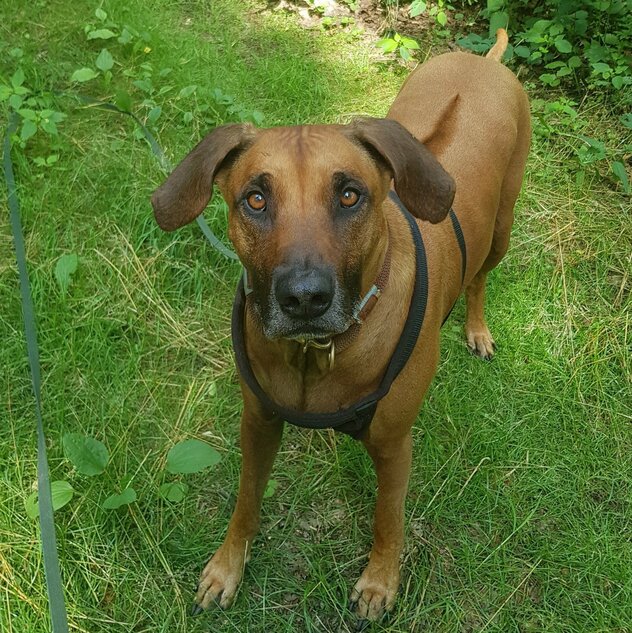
[243,269,254,295]
[353,284,381,323]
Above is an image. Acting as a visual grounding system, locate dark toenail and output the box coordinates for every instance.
[190,603,204,617]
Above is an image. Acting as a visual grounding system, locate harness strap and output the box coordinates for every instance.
[442,208,467,326]
[231,191,428,440]
[449,208,467,285]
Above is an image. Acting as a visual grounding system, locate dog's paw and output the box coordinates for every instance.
[465,323,496,360]
[349,562,399,623]
[192,544,247,614]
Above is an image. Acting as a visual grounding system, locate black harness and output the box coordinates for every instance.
[231,192,466,440]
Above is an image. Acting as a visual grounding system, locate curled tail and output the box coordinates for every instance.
[486,28,509,62]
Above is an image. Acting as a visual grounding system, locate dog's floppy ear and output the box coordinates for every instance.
[151,123,256,231]
[348,117,455,223]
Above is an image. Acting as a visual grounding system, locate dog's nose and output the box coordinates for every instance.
[275,268,334,320]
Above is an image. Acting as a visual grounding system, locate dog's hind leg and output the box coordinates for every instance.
[465,269,496,359]
[465,125,530,359]
[464,193,513,359]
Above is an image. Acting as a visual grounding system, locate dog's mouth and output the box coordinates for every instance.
[263,313,353,342]
[245,264,362,342]
[251,292,355,342]
[282,322,352,342]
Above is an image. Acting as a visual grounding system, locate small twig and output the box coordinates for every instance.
[455,456,490,500]
[479,559,542,632]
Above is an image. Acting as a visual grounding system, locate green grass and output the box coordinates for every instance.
[1,1,630,632]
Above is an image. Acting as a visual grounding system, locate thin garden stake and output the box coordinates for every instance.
[4,95,239,632]
[4,111,70,633]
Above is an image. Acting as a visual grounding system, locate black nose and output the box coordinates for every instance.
[275,267,334,320]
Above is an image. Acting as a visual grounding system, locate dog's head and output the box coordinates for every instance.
[151,119,455,340]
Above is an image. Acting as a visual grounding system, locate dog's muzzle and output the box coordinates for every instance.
[250,262,350,340]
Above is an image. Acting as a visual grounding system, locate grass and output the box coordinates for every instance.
[1,0,630,631]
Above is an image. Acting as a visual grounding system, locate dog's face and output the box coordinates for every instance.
[220,126,391,340]
[151,119,455,340]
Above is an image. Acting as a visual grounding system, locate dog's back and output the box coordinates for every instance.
[387,33,531,286]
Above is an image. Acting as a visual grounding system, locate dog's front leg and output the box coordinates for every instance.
[350,431,412,622]
[194,397,283,612]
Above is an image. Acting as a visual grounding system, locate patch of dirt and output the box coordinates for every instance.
[272,0,357,30]
[270,0,436,38]
[356,0,442,39]
[356,0,390,36]
[270,0,465,60]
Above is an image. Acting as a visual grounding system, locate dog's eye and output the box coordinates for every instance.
[245,192,266,213]
[340,188,360,209]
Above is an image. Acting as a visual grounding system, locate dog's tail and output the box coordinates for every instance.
[486,28,509,62]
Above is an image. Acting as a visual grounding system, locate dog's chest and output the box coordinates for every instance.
[248,346,374,414]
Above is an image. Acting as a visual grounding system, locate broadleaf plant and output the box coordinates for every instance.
[63,433,109,476]
[166,439,222,474]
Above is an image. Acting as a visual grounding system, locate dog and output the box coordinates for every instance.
[151,29,530,624]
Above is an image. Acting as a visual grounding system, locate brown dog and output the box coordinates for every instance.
[151,30,530,623]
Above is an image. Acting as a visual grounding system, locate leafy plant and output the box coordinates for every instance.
[103,487,138,510]
[206,87,265,125]
[531,97,631,193]
[410,0,449,27]
[458,0,632,94]
[95,49,114,72]
[33,154,60,168]
[23,434,224,518]
[70,67,100,83]
[25,481,75,519]
[263,479,278,499]
[611,161,629,193]
[376,32,420,61]
[0,68,30,110]
[574,135,630,193]
[63,433,109,476]
[54,253,79,295]
[0,69,67,145]
[158,482,189,502]
[83,7,151,53]
[165,439,222,474]
[69,8,153,87]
